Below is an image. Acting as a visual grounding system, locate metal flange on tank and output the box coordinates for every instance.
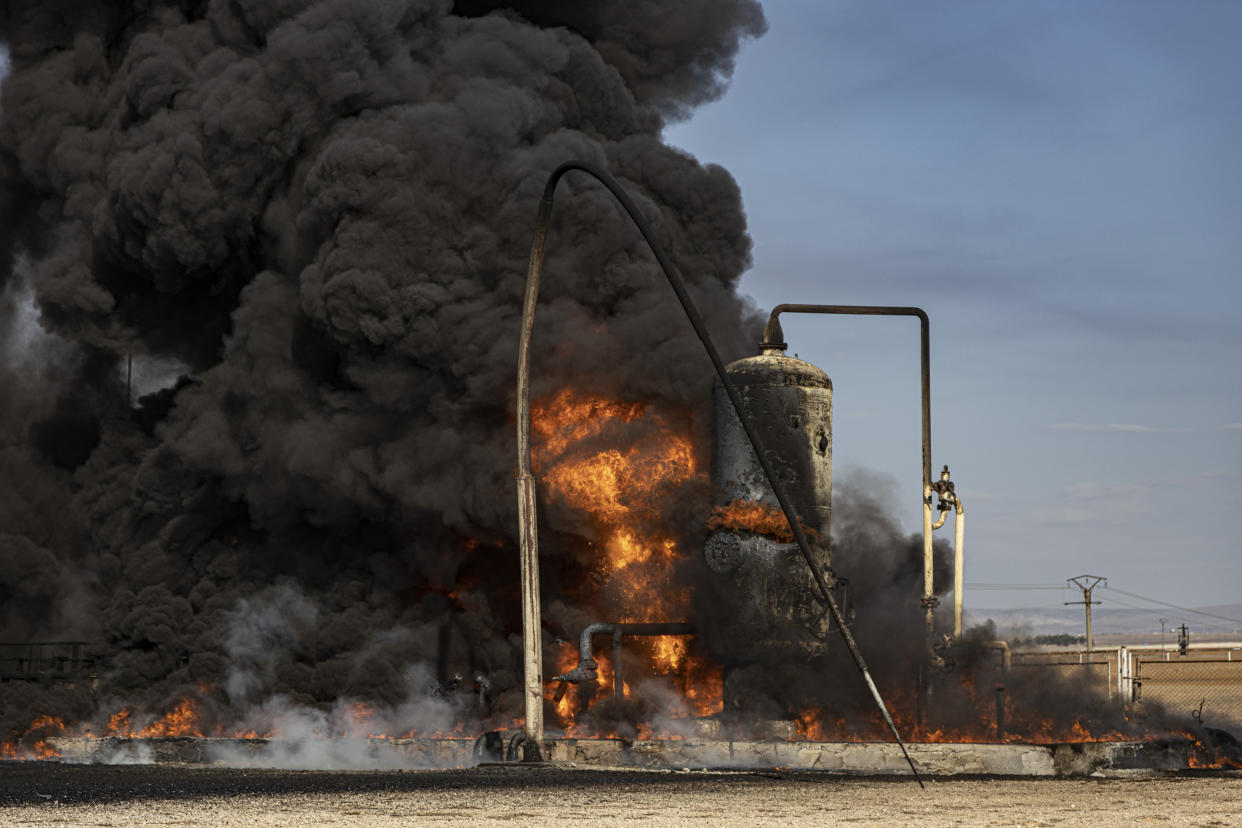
[705,321,840,711]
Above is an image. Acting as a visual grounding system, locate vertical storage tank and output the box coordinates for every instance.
[705,339,834,694]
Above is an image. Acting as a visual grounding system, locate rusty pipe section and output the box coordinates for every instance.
[985,640,1011,674]
[554,622,697,699]
[762,305,938,652]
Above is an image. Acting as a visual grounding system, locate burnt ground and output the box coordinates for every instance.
[0,764,1240,825]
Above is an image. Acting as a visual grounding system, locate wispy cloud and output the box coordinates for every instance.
[1049,422,1162,433]
[1052,481,1154,523]
[1222,423,1242,431]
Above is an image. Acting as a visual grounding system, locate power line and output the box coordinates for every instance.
[961,581,1242,628]
[1105,587,1242,627]
[1097,595,1172,613]
[966,583,1065,590]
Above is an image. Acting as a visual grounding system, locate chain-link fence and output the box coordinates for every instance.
[1134,653,1242,730]
[1010,645,1242,730]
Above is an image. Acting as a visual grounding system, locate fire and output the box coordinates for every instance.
[108,708,133,735]
[708,499,794,541]
[532,388,723,729]
[106,698,205,738]
[1187,734,1242,769]
[346,701,381,738]
[532,387,697,624]
[0,714,67,760]
[788,671,1208,747]
[678,654,723,718]
[651,635,686,672]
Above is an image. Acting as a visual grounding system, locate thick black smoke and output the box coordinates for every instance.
[0,0,766,740]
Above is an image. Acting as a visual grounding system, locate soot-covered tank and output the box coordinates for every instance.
[704,332,834,692]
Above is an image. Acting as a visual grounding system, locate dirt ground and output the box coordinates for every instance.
[0,764,1240,826]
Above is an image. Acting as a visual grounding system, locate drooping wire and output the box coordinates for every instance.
[1105,587,1242,627]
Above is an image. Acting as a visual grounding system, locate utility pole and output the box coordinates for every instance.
[1065,575,1106,651]
[1160,618,1168,649]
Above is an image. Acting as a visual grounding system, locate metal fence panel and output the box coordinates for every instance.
[1135,659,1242,729]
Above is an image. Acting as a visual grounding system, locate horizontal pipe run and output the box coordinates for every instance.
[576,622,698,668]
[556,622,698,694]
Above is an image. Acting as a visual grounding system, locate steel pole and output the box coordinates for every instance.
[1065,575,1105,655]
[952,497,965,638]
[1085,586,1094,652]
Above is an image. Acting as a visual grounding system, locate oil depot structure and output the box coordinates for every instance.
[14,162,1234,776]
[508,160,1190,779]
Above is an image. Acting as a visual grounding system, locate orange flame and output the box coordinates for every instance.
[533,388,697,628]
[706,499,820,543]
[106,698,204,738]
[0,714,66,760]
[532,389,722,728]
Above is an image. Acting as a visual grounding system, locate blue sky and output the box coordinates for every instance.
[665,0,1242,613]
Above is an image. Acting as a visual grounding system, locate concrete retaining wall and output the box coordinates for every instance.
[44,736,1192,776]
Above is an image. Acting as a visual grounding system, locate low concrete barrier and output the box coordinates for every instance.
[44,736,1194,776]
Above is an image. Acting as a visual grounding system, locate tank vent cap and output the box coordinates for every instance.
[759,315,787,354]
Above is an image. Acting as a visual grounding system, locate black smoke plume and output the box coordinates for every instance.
[0,0,765,742]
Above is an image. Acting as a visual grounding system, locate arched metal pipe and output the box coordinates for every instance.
[516,162,921,786]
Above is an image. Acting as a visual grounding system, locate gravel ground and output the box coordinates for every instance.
[0,763,1239,826]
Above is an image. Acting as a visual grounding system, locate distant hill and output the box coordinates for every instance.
[964,604,1242,638]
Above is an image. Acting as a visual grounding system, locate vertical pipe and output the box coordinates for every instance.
[918,312,934,651]
[611,629,623,700]
[516,476,543,759]
[514,192,554,762]
[1119,646,1132,702]
[1117,645,1127,700]
[952,498,965,638]
[995,684,1007,741]
[923,491,935,649]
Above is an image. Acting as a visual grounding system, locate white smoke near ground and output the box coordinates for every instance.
[96,740,155,766]
[635,679,711,740]
[206,669,473,770]
[223,583,319,708]
[201,587,481,768]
